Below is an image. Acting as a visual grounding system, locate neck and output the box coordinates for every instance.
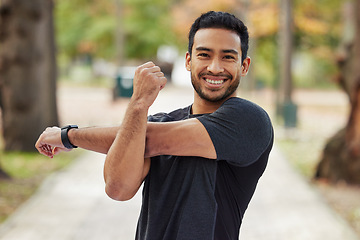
[191,91,236,115]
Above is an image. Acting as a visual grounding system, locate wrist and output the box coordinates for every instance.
[129,98,150,112]
[61,125,78,149]
[67,128,77,147]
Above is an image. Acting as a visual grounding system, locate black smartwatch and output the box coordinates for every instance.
[61,125,78,149]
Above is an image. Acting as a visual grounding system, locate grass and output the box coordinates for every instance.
[0,150,82,223]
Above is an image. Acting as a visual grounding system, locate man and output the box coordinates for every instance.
[36,11,273,240]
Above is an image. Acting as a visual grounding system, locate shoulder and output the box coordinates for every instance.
[148,106,191,122]
[219,97,269,118]
[221,97,273,138]
[205,97,272,127]
[197,97,273,166]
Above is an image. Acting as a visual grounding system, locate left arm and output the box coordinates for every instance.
[145,119,216,159]
[104,62,166,201]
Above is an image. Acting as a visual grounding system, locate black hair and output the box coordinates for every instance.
[188,11,249,63]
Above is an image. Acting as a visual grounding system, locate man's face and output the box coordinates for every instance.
[186,28,249,103]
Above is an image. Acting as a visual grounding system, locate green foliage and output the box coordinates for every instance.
[122,0,176,59]
[54,0,345,89]
[252,0,343,89]
[55,0,117,59]
[253,35,279,87]
[55,0,175,61]
[292,0,342,88]
[55,1,108,58]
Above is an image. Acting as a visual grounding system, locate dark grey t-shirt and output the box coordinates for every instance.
[136,97,273,240]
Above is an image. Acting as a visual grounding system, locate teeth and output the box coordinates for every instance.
[205,79,224,85]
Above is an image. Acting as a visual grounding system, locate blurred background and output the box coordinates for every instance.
[0,0,360,238]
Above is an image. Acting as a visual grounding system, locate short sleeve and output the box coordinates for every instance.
[197,98,273,167]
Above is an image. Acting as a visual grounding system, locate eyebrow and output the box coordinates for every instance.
[195,47,239,55]
[195,47,212,52]
[222,49,239,55]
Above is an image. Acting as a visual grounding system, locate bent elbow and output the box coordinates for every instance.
[105,182,136,201]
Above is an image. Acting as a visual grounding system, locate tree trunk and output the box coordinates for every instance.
[316,0,360,184]
[0,0,58,152]
[276,0,298,128]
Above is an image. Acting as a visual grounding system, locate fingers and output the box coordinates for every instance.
[52,146,70,156]
[159,77,167,90]
[53,147,60,155]
[155,71,165,78]
[38,144,54,158]
[139,61,156,68]
[35,126,63,158]
[132,62,168,107]
[35,134,50,157]
[153,71,167,90]
[135,61,167,89]
[138,61,164,77]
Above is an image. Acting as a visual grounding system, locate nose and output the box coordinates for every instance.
[207,58,224,74]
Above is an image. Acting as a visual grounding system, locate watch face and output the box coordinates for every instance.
[62,125,78,130]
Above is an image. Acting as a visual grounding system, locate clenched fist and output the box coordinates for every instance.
[35,127,71,158]
[131,62,167,108]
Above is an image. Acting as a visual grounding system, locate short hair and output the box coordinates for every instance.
[188,11,249,63]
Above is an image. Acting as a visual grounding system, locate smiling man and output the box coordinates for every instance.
[35,11,273,240]
[187,27,248,107]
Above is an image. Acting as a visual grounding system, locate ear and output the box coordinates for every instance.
[185,52,191,71]
[241,57,251,76]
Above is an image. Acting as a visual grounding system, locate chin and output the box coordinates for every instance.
[199,91,234,103]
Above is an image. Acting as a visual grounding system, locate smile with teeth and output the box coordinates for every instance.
[205,78,224,85]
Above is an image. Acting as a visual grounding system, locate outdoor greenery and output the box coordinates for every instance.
[55,0,344,89]
[0,150,82,223]
[56,0,117,60]
[1,0,357,233]
[55,0,176,61]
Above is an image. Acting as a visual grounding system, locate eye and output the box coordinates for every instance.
[197,53,210,58]
[224,55,236,60]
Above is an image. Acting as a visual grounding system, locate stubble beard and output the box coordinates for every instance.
[191,72,240,103]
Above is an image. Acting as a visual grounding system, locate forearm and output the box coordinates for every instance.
[104,100,149,201]
[67,126,119,154]
[103,62,166,201]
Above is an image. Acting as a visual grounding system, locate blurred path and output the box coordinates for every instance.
[0,152,141,239]
[0,85,358,239]
[241,146,358,240]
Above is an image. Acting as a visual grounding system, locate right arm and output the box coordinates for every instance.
[35,125,120,157]
[68,126,118,154]
[35,62,165,201]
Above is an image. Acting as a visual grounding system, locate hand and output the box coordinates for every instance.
[35,127,71,158]
[132,62,167,108]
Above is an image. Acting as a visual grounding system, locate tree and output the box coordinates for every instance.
[55,0,176,61]
[0,0,58,151]
[123,0,177,59]
[56,0,117,60]
[277,0,297,127]
[316,0,360,184]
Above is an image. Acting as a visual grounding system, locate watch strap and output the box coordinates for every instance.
[61,125,78,149]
